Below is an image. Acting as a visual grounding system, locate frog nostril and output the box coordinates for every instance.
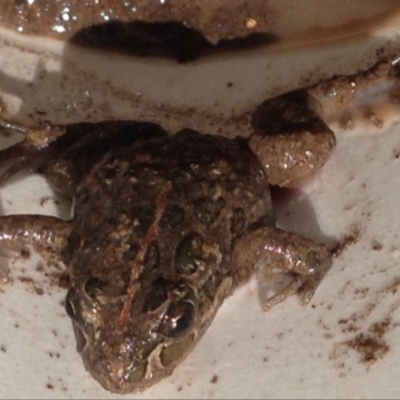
[84,277,107,299]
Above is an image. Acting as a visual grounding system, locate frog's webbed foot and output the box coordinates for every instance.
[233,226,332,311]
[249,90,336,187]
[0,214,71,282]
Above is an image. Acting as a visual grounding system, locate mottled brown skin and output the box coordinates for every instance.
[0,93,335,393]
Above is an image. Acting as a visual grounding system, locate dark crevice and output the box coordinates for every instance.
[70,20,277,62]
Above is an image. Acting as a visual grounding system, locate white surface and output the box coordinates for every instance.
[0,15,400,400]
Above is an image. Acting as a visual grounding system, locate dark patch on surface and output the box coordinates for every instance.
[72,21,276,62]
[371,239,383,251]
[54,272,70,289]
[345,318,391,365]
[330,225,361,258]
[210,374,219,384]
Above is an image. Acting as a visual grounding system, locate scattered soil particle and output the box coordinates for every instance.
[1,345,6,353]
[330,225,361,258]
[345,317,391,365]
[55,272,70,289]
[354,287,370,299]
[210,375,219,384]
[46,383,54,390]
[276,332,284,339]
[371,239,383,251]
[18,276,44,295]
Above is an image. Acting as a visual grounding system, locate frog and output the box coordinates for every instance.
[0,91,335,393]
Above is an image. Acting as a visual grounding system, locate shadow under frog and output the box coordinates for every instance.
[0,84,336,392]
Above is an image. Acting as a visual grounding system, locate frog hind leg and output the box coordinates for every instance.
[0,214,71,281]
[249,90,336,187]
[0,119,168,197]
[233,226,332,311]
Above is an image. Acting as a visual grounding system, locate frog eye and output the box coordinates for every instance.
[159,299,196,338]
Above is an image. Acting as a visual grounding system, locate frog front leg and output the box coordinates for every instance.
[233,226,331,311]
[0,214,71,281]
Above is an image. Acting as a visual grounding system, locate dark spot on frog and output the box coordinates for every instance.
[194,197,225,228]
[175,233,204,275]
[142,278,169,313]
[123,243,140,263]
[144,241,160,269]
[230,208,246,239]
[84,277,107,299]
[160,205,185,229]
[131,204,156,237]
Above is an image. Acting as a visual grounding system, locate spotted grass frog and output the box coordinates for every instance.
[0,91,335,393]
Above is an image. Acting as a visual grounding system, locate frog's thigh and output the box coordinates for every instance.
[233,226,332,311]
[0,214,71,280]
[249,92,336,187]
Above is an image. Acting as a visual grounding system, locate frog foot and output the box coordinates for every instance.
[0,119,66,185]
[307,60,400,134]
[233,226,332,311]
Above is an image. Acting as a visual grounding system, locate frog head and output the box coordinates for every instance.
[66,234,231,393]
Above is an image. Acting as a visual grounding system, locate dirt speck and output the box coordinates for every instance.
[1,345,6,353]
[55,272,70,289]
[177,386,183,392]
[18,276,44,295]
[46,383,54,390]
[40,196,58,206]
[210,374,219,384]
[331,225,361,258]
[276,332,284,340]
[371,239,383,251]
[354,287,370,299]
[345,317,391,365]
